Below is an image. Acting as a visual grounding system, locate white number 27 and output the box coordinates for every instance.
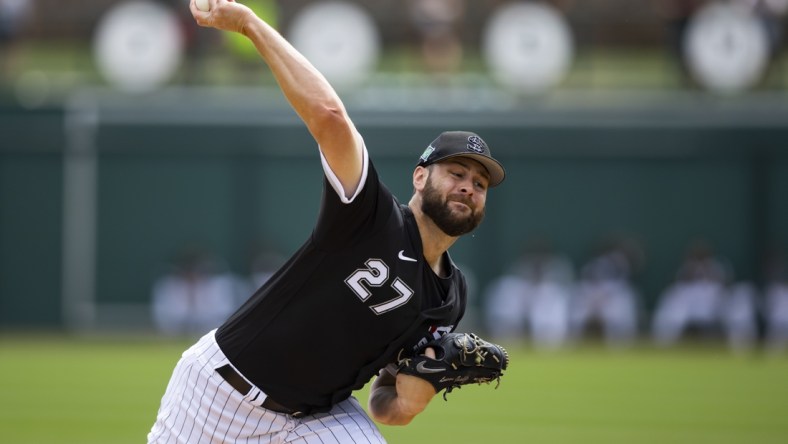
[345,259,413,314]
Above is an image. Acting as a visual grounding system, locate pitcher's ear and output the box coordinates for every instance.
[413,165,429,191]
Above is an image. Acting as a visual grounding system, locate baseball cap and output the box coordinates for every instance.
[417,131,506,187]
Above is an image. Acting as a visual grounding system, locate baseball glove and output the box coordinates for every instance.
[397,332,509,399]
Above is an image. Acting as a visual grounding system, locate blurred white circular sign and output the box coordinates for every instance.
[287,1,380,89]
[93,1,183,93]
[482,2,574,94]
[684,2,770,95]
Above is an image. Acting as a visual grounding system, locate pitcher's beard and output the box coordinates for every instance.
[421,178,484,237]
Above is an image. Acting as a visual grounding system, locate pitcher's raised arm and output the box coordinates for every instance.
[191,0,363,197]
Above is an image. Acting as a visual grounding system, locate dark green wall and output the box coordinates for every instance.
[2,102,787,328]
[0,108,63,327]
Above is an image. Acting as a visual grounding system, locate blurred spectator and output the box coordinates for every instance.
[656,0,705,84]
[570,241,641,348]
[168,0,220,84]
[720,281,759,352]
[651,240,732,346]
[455,261,484,333]
[764,250,788,352]
[484,274,528,341]
[745,0,788,58]
[0,0,33,82]
[484,239,574,348]
[151,245,241,336]
[407,0,465,79]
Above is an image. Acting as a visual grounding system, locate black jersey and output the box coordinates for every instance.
[215,156,468,413]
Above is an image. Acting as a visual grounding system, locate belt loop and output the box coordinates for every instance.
[245,387,267,407]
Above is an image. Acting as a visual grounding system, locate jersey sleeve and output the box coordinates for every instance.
[319,131,369,204]
[313,142,397,249]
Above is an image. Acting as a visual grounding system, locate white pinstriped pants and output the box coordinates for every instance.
[148,330,387,444]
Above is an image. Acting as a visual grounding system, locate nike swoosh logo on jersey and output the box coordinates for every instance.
[398,250,417,262]
[416,361,445,374]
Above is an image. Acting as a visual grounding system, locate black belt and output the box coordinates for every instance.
[215,364,307,418]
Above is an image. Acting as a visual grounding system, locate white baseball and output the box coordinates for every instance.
[195,0,210,12]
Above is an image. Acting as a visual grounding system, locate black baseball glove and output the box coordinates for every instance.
[397,332,509,399]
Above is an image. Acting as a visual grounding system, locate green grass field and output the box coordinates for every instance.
[1,336,787,444]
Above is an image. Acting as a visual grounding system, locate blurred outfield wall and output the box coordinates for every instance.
[1,88,787,330]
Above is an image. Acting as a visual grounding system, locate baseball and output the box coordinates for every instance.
[195,0,210,12]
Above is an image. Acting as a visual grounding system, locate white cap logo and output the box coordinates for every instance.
[467,136,486,154]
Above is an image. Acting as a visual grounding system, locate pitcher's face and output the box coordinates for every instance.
[420,159,488,237]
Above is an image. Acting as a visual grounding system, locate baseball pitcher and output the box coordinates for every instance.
[148,1,508,442]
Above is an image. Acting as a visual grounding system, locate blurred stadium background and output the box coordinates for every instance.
[1,0,788,442]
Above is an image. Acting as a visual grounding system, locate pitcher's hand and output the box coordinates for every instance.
[190,0,255,35]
